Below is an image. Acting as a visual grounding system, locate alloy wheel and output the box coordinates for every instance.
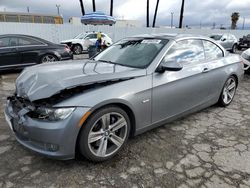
[73,45,82,54]
[41,55,57,63]
[222,77,236,105]
[87,112,128,157]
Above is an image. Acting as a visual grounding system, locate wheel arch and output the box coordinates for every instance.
[75,101,137,158]
[39,52,59,63]
[85,101,137,137]
[72,43,84,49]
[230,74,239,87]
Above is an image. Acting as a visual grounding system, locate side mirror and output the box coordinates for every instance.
[221,38,226,41]
[156,61,183,73]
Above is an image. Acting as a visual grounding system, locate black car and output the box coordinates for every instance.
[0,34,73,70]
[238,34,250,50]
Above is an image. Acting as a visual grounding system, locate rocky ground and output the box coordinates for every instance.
[0,72,249,188]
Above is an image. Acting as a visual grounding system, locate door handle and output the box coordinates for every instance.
[202,68,210,73]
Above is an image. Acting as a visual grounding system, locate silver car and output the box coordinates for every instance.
[210,33,238,53]
[5,34,244,161]
[241,48,250,72]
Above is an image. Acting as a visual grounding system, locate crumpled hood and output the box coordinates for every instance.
[15,60,146,101]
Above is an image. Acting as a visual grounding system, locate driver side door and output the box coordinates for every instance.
[152,39,212,123]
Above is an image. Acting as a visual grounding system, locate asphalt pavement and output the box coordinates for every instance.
[0,59,250,188]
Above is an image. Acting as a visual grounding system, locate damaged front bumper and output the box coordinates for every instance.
[4,97,90,160]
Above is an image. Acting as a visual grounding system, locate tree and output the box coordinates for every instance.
[231,12,240,30]
[92,0,96,12]
[179,0,185,28]
[110,0,113,16]
[152,0,160,27]
[146,0,149,27]
[79,0,85,16]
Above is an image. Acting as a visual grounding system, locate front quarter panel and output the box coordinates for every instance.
[54,75,153,131]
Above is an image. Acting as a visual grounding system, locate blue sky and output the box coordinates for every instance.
[0,0,250,28]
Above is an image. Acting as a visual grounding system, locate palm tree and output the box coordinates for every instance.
[179,0,185,28]
[79,0,85,15]
[92,0,96,12]
[110,0,113,16]
[146,0,149,27]
[231,12,240,30]
[152,0,160,27]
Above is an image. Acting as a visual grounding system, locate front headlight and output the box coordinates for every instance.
[33,107,75,121]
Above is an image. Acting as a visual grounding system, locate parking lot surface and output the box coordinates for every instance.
[0,72,250,188]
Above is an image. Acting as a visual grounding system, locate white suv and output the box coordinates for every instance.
[61,32,113,54]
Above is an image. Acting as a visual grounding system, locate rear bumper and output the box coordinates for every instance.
[60,52,73,60]
[4,100,90,160]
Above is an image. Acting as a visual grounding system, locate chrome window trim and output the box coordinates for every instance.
[0,36,48,49]
[0,44,48,49]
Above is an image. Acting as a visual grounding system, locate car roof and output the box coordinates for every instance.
[0,34,53,44]
[129,33,212,41]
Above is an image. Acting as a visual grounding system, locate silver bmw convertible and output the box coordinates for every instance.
[5,34,244,161]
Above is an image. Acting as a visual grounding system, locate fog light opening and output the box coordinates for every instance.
[45,143,59,152]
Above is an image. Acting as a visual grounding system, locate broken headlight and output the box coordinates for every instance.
[33,107,75,121]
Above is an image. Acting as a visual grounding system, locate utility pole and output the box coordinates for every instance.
[171,12,174,28]
[56,4,60,15]
[242,17,245,30]
[146,0,149,27]
[27,6,30,13]
[212,22,216,29]
[152,0,159,27]
[179,0,185,28]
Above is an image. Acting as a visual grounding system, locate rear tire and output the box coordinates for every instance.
[78,106,130,162]
[40,54,58,63]
[73,44,82,55]
[231,44,237,53]
[218,76,237,107]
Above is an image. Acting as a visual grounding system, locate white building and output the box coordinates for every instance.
[115,20,142,27]
[69,17,82,25]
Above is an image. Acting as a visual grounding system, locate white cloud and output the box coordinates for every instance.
[0,0,249,27]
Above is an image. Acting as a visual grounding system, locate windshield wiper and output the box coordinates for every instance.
[96,59,117,65]
[94,59,140,69]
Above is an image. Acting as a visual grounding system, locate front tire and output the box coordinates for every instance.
[218,76,237,107]
[78,106,130,162]
[73,44,82,55]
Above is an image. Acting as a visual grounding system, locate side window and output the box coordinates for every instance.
[0,37,10,47]
[203,40,223,60]
[86,34,97,39]
[9,38,18,46]
[163,39,205,65]
[18,37,44,46]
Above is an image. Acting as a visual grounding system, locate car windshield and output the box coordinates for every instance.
[210,35,222,40]
[74,33,87,39]
[93,38,168,68]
